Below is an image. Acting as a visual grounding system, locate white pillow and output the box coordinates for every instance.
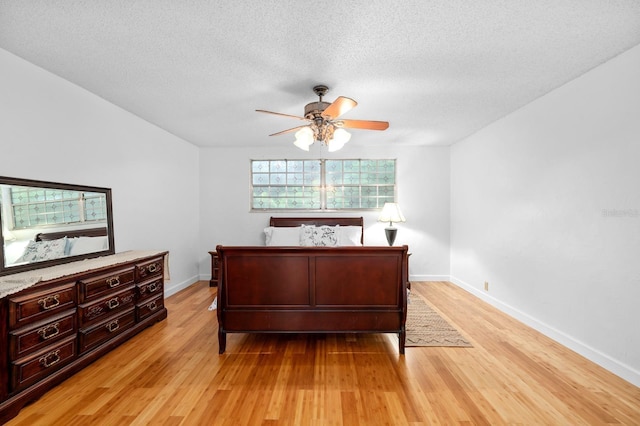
[16,237,68,263]
[300,225,338,247]
[4,240,31,265]
[68,236,108,256]
[263,227,274,245]
[264,226,301,246]
[338,226,363,246]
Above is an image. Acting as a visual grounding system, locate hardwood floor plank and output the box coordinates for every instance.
[5,280,640,425]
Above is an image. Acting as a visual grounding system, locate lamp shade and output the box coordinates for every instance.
[378,202,406,224]
[293,127,314,151]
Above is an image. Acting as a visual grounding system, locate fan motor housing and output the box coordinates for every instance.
[304,101,330,119]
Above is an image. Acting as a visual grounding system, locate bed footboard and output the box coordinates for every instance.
[215,245,409,354]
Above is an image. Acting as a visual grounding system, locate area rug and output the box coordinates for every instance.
[406,294,473,347]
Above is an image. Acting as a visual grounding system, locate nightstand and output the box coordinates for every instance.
[209,251,219,287]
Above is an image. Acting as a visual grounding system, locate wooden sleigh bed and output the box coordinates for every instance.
[214,217,409,354]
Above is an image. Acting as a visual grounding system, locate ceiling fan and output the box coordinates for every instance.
[256,85,389,152]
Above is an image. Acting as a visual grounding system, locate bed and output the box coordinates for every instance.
[214,217,409,354]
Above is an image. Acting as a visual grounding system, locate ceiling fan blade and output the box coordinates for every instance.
[338,119,389,131]
[256,109,309,121]
[269,125,309,137]
[321,96,357,120]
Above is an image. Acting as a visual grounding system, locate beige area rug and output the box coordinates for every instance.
[406,294,473,347]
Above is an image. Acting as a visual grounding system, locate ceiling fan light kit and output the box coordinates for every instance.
[293,127,314,151]
[257,85,389,152]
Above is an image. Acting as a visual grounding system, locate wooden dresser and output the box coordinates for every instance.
[0,251,168,423]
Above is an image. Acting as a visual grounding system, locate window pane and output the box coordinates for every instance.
[252,161,269,173]
[269,160,286,173]
[252,173,269,185]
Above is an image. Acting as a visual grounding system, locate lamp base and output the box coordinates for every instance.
[384,227,397,246]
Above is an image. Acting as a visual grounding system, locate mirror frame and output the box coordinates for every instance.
[0,176,115,276]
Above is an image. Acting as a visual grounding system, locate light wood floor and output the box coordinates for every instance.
[6,280,640,425]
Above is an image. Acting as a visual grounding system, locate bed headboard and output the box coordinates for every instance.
[35,227,108,241]
[269,217,364,245]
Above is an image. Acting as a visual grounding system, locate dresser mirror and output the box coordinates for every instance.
[0,176,115,276]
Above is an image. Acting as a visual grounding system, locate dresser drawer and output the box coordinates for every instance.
[137,276,164,302]
[78,286,136,326]
[78,267,135,302]
[78,308,136,354]
[9,283,77,329]
[9,309,77,360]
[135,257,164,281]
[10,335,77,392]
[136,293,164,322]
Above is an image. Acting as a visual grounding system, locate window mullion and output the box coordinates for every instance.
[320,159,326,210]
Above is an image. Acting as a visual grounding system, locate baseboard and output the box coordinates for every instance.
[198,273,213,283]
[164,274,200,297]
[410,274,450,282]
[449,275,640,388]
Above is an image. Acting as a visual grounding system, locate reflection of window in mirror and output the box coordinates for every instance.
[1,177,115,276]
[8,186,107,229]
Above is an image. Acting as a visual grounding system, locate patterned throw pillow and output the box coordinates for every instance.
[16,237,68,263]
[300,225,338,247]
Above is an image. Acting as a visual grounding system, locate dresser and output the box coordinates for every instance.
[0,251,168,423]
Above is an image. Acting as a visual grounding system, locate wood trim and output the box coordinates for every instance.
[35,227,108,242]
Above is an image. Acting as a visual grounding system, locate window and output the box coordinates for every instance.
[251,159,396,211]
[8,186,108,229]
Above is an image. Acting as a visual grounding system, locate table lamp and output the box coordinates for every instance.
[378,202,406,246]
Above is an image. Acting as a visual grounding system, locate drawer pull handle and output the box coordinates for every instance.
[148,282,159,293]
[39,350,61,368]
[147,301,158,311]
[107,276,121,288]
[37,323,60,340]
[107,297,120,309]
[147,263,159,273]
[38,295,60,310]
[106,320,119,333]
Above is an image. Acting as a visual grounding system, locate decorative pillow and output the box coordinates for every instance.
[68,236,108,256]
[338,226,363,246]
[16,237,68,263]
[299,224,315,246]
[300,225,339,247]
[264,226,302,246]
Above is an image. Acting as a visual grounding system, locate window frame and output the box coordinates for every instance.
[250,158,398,212]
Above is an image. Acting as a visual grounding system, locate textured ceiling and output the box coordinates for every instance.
[1,1,640,149]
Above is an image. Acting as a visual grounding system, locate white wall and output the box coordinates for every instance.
[450,44,640,386]
[198,144,450,281]
[0,48,201,296]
